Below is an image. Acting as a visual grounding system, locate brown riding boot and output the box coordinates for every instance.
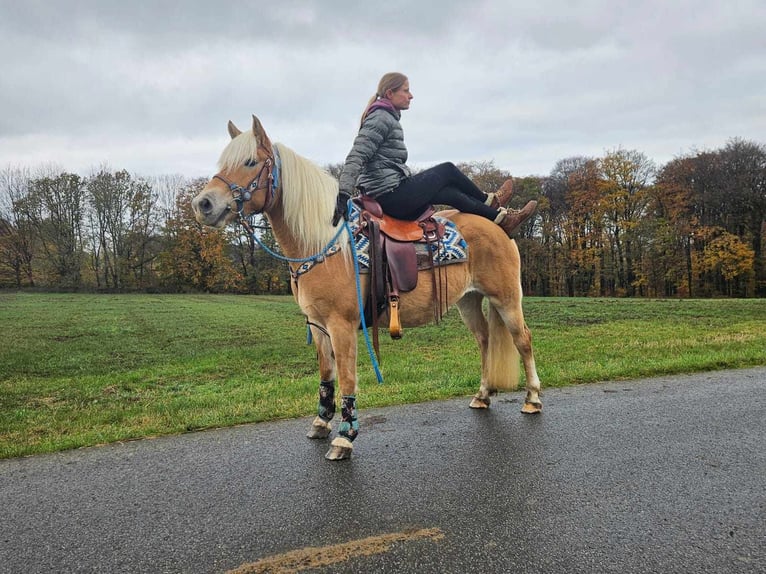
[487,178,514,210]
[496,200,538,237]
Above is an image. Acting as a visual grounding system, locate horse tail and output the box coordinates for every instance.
[486,303,520,390]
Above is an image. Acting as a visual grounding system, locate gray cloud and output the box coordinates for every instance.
[1,0,764,178]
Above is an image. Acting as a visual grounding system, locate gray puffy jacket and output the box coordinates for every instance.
[338,106,411,198]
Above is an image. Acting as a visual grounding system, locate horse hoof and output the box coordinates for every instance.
[469,396,490,409]
[307,426,332,439]
[307,418,332,439]
[325,437,353,461]
[521,401,542,414]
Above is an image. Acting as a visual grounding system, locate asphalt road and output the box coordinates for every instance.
[1,367,764,574]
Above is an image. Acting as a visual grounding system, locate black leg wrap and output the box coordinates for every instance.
[318,380,335,422]
[339,395,359,442]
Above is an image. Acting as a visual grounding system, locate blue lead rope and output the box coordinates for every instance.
[344,216,384,384]
[246,199,384,384]
[249,220,346,264]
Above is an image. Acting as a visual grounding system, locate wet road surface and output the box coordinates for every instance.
[1,367,764,573]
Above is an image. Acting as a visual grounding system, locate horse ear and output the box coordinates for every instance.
[251,115,273,152]
[227,121,242,139]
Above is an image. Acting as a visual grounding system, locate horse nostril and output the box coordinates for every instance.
[197,197,212,214]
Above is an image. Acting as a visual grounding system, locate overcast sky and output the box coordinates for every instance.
[1,0,764,180]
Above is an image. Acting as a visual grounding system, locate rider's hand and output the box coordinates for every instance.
[332,191,352,226]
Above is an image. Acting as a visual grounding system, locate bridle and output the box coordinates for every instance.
[212,147,281,226]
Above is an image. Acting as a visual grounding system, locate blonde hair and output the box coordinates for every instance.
[359,72,408,125]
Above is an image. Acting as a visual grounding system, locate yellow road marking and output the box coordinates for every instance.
[226,527,445,574]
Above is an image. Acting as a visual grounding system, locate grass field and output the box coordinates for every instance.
[1,292,765,459]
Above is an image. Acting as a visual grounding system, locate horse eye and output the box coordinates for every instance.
[244,158,257,168]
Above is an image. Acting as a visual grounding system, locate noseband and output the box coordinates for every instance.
[212,147,281,220]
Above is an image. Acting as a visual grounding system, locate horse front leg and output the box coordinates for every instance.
[324,323,359,461]
[306,324,336,440]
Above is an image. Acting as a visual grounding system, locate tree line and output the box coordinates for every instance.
[1,138,764,297]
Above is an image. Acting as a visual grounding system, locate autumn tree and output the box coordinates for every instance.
[542,157,605,296]
[543,157,583,295]
[570,159,608,295]
[652,141,764,296]
[86,168,160,290]
[650,157,700,296]
[715,139,766,295]
[15,171,86,289]
[157,180,244,292]
[695,226,755,296]
[0,166,36,287]
[598,149,655,296]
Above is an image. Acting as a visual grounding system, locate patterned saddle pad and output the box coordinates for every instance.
[348,203,468,271]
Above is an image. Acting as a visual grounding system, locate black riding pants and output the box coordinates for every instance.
[374,162,499,221]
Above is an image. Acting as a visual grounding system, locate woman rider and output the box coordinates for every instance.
[332,72,537,236]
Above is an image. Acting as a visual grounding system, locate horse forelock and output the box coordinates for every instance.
[217,131,260,172]
[277,143,348,254]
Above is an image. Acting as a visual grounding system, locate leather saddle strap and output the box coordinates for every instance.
[367,217,383,360]
[428,233,440,323]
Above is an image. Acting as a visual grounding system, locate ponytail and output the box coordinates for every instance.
[359,94,380,127]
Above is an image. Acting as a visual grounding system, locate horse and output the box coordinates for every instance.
[191,115,543,461]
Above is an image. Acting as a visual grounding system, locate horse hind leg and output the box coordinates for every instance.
[306,324,335,439]
[456,292,494,409]
[515,321,543,414]
[492,301,543,414]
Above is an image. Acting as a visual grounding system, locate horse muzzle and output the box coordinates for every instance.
[191,191,233,228]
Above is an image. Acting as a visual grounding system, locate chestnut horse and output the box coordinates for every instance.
[192,116,542,461]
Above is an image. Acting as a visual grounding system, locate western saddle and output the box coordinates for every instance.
[352,195,448,356]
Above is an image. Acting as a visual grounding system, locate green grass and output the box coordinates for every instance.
[1,293,765,458]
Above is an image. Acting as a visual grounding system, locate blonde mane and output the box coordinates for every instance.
[276,143,347,254]
[218,133,346,255]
